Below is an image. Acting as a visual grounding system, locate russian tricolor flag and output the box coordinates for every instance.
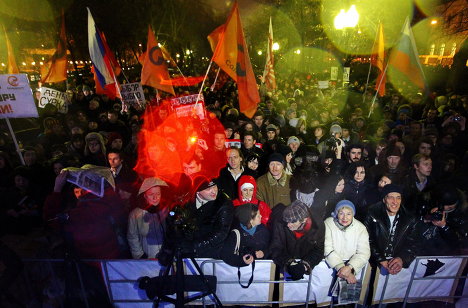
[87,8,122,100]
[388,18,427,91]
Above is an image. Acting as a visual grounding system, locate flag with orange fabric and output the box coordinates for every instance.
[41,13,68,83]
[3,25,19,74]
[140,26,175,95]
[208,1,260,118]
[371,22,386,97]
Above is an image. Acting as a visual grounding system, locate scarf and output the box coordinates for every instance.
[240,223,257,236]
[294,217,312,239]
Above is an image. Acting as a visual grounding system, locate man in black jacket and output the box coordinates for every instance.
[269,200,325,280]
[364,184,420,275]
[176,177,234,259]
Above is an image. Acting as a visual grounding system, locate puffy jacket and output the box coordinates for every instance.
[233,175,272,225]
[364,202,420,268]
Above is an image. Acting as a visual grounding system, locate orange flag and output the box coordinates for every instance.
[140,26,175,95]
[3,25,19,74]
[371,22,386,97]
[41,13,68,83]
[209,1,260,118]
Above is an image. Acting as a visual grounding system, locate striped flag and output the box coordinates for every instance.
[262,17,276,91]
[388,18,426,90]
[371,22,386,96]
[87,8,122,101]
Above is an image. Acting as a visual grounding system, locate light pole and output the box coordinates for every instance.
[334,4,359,84]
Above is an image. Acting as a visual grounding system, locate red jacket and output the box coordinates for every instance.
[232,175,271,225]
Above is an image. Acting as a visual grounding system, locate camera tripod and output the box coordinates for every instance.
[139,246,223,308]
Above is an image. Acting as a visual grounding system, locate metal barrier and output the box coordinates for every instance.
[372,255,468,307]
[8,256,467,307]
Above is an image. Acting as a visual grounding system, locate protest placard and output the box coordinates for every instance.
[0,74,38,118]
[38,87,68,113]
[170,94,205,120]
[120,82,145,107]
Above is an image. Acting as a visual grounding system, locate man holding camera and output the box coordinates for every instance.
[364,184,420,275]
[419,183,468,256]
[162,177,234,260]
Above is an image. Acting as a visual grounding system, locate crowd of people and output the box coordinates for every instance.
[1,73,468,303]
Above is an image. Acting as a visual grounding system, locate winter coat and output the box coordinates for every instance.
[233,175,272,225]
[256,171,291,209]
[324,217,370,273]
[343,179,371,221]
[184,192,234,258]
[364,202,420,268]
[127,206,168,259]
[269,206,325,272]
[220,223,270,267]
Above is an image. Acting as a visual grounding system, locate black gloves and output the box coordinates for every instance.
[287,261,306,281]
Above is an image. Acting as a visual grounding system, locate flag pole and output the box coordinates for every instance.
[5,118,25,165]
[195,59,214,105]
[362,23,380,104]
[210,67,221,91]
[367,62,389,118]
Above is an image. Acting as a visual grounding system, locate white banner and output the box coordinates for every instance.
[0,74,38,118]
[318,80,329,89]
[120,82,145,107]
[343,67,350,85]
[170,94,205,120]
[330,67,338,80]
[39,87,68,113]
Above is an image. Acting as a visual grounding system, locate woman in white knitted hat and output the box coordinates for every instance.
[127,177,169,259]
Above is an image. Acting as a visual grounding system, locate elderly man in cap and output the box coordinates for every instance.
[163,176,234,260]
[364,184,420,275]
[256,153,291,209]
[269,200,325,280]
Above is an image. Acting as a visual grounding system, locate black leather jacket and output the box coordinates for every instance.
[187,192,234,258]
[364,202,420,268]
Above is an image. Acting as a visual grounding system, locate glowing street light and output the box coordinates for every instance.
[334,5,359,30]
[272,42,280,51]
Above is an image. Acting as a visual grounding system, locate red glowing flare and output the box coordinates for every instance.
[134,103,227,208]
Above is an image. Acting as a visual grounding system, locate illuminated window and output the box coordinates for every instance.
[429,44,435,55]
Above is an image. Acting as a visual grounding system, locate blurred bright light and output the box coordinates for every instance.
[21,62,26,65]
[39,61,43,65]
[431,19,438,25]
[272,42,280,50]
[294,49,301,54]
[176,53,180,58]
[1,63,5,66]
[334,5,359,29]
[257,50,263,55]
[31,61,35,65]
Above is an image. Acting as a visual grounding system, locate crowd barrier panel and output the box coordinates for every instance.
[102,258,369,307]
[371,255,468,307]
[13,256,467,307]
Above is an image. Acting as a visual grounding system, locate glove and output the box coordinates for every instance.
[287,262,306,280]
